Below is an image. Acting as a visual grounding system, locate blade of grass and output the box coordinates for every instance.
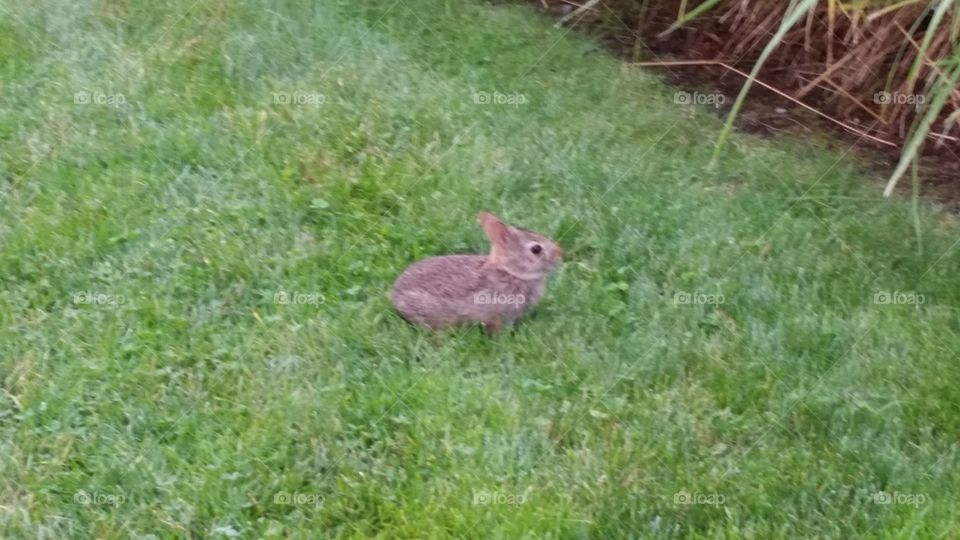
[657,0,723,38]
[710,0,818,165]
[912,155,923,257]
[883,57,960,196]
[866,0,926,22]
[904,0,953,92]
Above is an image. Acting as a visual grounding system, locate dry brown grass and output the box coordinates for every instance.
[538,0,960,189]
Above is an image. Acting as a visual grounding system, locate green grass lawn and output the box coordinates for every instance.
[3,0,960,537]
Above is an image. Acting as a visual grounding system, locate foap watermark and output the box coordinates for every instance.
[873,291,925,305]
[274,291,325,306]
[674,489,725,506]
[74,90,126,107]
[473,292,526,306]
[272,91,326,107]
[473,90,528,107]
[472,490,527,506]
[673,90,726,108]
[274,491,325,507]
[74,490,125,507]
[874,91,925,110]
[872,490,927,507]
[673,291,725,305]
[72,292,126,306]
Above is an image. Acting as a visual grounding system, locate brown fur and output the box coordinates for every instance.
[391,212,563,334]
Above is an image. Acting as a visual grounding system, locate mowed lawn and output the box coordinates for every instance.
[3,0,960,537]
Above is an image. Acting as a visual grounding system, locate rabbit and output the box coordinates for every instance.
[391,212,564,334]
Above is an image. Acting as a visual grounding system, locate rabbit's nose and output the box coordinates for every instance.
[555,247,565,259]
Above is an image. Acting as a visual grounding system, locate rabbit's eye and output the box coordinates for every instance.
[530,244,543,255]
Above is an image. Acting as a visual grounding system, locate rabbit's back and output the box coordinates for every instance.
[391,254,541,329]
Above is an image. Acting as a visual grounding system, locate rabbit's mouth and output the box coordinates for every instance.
[550,247,564,266]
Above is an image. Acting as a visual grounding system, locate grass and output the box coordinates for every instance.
[2,0,960,537]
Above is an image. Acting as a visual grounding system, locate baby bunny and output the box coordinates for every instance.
[391,212,563,334]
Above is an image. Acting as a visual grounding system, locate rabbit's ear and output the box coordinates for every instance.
[479,212,512,246]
